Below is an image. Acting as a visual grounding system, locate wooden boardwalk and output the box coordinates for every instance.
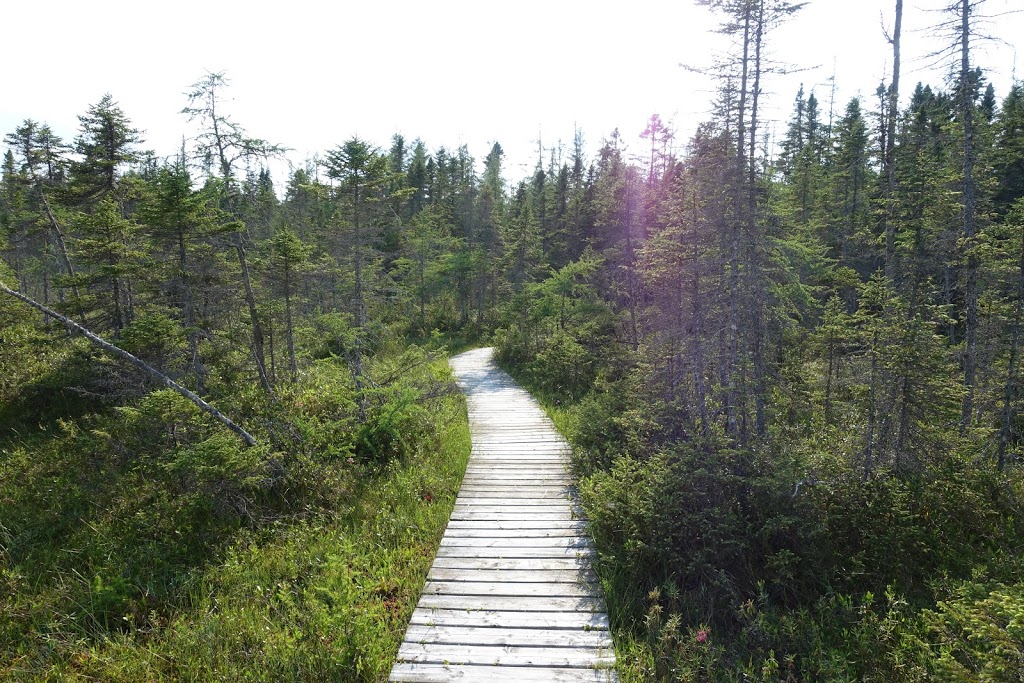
[389,347,618,682]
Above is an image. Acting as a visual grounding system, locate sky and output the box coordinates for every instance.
[2,0,1022,185]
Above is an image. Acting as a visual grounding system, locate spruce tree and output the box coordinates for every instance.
[70,94,142,207]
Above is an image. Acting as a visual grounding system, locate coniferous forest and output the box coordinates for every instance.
[3,1,1024,681]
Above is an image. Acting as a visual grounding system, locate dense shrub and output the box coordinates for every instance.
[499,327,1024,681]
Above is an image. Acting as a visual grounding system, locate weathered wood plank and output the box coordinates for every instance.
[409,608,610,630]
[447,512,579,522]
[454,498,574,505]
[457,482,574,490]
[449,507,578,516]
[428,568,597,583]
[430,557,593,571]
[443,526,585,538]
[456,491,576,497]
[435,546,595,560]
[416,593,605,613]
[444,519,587,530]
[396,643,616,667]
[453,489,575,499]
[464,463,569,470]
[470,447,570,452]
[451,504,577,514]
[468,456,569,461]
[422,581,595,598]
[458,482,574,490]
[461,473,573,480]
[390,663,617,682]
[439,537,593,549]
[402,625,612,648]
[452,497,573,507]
[471,442,568,446]
[460,473,573,479]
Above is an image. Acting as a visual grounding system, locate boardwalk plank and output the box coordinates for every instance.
[422,581,595,598]
[452,489,574,498]
[415,594,604,612]
[444,520,586,530]
[430,557,593,571]
[439,536,593,549]
[428,568,597,583]
[432,554,600,573]
[396,643,616,667]
[443,527,585,538]
[409,608,610,630]
[390,663,616,682]
[389,347,616,682]
[448,513,579,522]
[454,498,574,506]
[451,505,578,515]
[403,625,612,648]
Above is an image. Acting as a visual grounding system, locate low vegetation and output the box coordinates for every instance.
[496,278,1024,682]
[0,304,470,680]
[5,2,1024,678]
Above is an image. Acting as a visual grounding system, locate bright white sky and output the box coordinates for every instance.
[2,0,1021,184]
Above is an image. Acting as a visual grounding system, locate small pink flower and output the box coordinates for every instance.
[696,629,709,644]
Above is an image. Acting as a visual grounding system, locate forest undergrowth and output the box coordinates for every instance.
[0,298,471,681]
[498,319,1024,682]
[7,3,1024,676]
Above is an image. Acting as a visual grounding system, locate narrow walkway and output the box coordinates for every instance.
[389,347,618,682]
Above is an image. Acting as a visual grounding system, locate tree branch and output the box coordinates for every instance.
[0,281,258,447]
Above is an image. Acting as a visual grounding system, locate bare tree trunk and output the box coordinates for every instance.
[692,264,710,438]
[284,266,297,382]
[894,343,914,471]
[0,281,257,447]
[824,335,835,424]
[234,235,273,395]
[749,0,767,437]
[959,0,979,434]
[352,183,367,421]
[883,0,904,280]
[624,173,639,353]
[35,182,85,318]
[864,330,879,481]
[419,255,427,331]
[42,268,51,326]
[111,276,123,336]
[125,277,136,327]
[726,3,751,440]
[268,313,277,384]
[178,230,205,393]
[997,225,1024,471]
[689,193,710,438]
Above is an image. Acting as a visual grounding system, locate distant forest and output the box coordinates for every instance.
[3,0,1024,680]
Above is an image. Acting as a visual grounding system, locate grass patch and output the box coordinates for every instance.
[1,353,470,682]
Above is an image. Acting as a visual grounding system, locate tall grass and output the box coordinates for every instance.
[1,352,470,682]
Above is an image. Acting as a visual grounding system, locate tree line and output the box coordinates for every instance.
[3,0,1024,676]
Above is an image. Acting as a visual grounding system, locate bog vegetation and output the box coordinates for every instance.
[3,1,1024,680]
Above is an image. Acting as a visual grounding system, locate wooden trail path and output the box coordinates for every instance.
[389,347,618,682]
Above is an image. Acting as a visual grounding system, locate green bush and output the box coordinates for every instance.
[567,379,1024,682]
[119,311,186,371]
[529,330,595,401]
[923,578,1024,682]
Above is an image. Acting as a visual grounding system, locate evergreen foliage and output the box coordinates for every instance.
[3,15,1024,676]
